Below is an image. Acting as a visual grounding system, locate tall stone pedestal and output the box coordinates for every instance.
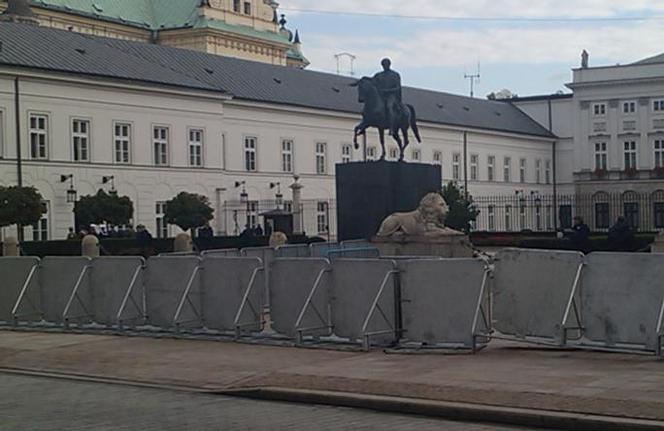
[336,161,442,241]
[372,235,474,258]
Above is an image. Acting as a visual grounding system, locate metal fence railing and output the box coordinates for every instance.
[473,192,664,233]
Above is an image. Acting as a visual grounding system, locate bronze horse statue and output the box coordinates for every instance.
[351,76,421,161]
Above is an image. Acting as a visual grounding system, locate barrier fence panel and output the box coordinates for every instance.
[270,258,331,339]
[201,256,264,334]
[0,257,40,323]
[145,257,201,329]
[330,259,398,346]
[241,247,275,305]
[580,253,664,352]
[400,259,489,350]
[493,249,584,344]
[201,249,241,257]
[40,257,91,325]
[327,248,380,260]
[88,257,145,327]
[275,244,311,258]
[341,240,371,249]
[310,243,339,258]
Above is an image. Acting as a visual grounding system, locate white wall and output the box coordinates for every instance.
[0,71,556,240]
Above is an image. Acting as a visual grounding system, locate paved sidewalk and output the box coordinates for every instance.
[1,330,663,424]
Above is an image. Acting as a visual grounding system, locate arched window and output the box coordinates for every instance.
[592,192,610,229]
[622,191,640,229]
[652,190,664,229]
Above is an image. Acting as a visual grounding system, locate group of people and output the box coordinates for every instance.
[67,224,138,240]
[239,224,269,239]
[569,216,635,253]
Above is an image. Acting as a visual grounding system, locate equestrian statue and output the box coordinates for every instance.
[351,58,421,161]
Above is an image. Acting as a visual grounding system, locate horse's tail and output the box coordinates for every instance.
[407,104,422,143]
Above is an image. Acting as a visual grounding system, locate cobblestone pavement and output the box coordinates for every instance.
[0,374,540,431]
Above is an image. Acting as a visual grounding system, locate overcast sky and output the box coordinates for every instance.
[279,0,664,98]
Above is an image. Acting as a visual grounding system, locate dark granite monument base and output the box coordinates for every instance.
[335,161,442,241]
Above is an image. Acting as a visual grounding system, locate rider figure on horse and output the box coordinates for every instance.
[372,58,402,137]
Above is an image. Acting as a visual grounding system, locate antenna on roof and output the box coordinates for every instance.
[334,52,357,76]
[464,62,481,98]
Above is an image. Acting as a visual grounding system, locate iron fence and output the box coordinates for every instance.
[221,199,337,240]
[473,192,664,233]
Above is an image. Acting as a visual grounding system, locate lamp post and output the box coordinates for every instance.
[102,175,116,193]
[235,181,249,228]
[60,174,77,203]
[270,182,283,208]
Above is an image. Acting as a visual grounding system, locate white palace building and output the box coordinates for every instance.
[1,1,663,240]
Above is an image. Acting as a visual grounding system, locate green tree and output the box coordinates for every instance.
[164,192,214,234]
[74,189,134,226]
[0,186,46,228]
[441,182,479,233]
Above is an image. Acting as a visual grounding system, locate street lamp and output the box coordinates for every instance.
[102,175,116,193]
[270,182,283,207]
[235,181,248,203]
[60,174,77,203]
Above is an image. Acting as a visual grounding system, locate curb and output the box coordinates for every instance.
[221,387,664,431]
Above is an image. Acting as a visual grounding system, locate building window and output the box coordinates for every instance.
[188,128,204,167]
[624,141,637,170]
[655,140,664,168]
[246,201,259,229]
[535,159,542,184]
[32,202,48,241]
[233,0,241,12]
[593,103,606,116]
[654,202,664,229]
[624,202,639,229]
[315,142,327,174]
[503,157,511,182]
[389,147,398,160]
[341,144,353,164]
[29,113,48,159]
[72,119,90,162]
[411,149,421,161]
[535,203,542,231]
[243,1,251,14]
[487,155,495,182]
[283,200,293,213]
[594,142,607,170]
[244,136,257,171]
[317,201,329,234]
[654,100,664,112]
[469,154,478,181]
[623,101,636,114]
[519,158,527,183]
[595,202,610,229]
[488,205,495,231]
[545,160,552,184]
[367,146,377,161]
[505,205,512,232]
[281,139,293,172]
[452,153,461,181]
[559,205,572,229]
[433,151,442,164]
[153,126,169,166]
[114,122,131,164]
[155,202,169,239]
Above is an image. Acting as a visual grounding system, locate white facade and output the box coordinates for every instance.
[0,69,555,241]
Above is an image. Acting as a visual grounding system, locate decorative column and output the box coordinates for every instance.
[290,175,304,234]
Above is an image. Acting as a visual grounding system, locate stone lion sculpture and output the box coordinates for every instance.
[376,193,463,237]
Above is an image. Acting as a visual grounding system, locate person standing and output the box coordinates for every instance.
[569,216,591,253]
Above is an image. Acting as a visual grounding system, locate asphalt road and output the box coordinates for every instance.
[0,373,545,430]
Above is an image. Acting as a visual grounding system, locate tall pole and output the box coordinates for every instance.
[14,76,24,242]
[463,131,469,200]
[548,98,559,231]
[14,77,22,187]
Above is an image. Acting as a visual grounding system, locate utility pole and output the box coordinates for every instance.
[464,63,481,98]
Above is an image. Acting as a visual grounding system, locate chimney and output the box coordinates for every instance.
[1,0,40,25]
